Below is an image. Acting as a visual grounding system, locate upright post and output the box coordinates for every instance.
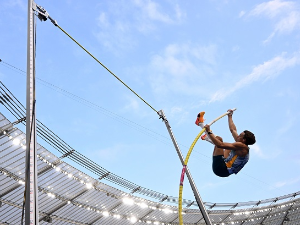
[25,0,39,224]
[158,110,212,225]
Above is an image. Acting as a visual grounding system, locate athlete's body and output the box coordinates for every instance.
[195,110,256,177]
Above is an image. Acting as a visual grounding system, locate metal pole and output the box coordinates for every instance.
[158,110,212,225]
[25,0,39,224]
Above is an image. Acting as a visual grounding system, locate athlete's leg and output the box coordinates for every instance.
[213,136,224,156]
[195,112,215,144]
[200,132,214,144]
[212,136,230,177]
[197,122,214,144]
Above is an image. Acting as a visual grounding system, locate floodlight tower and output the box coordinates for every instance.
[25,0,39,224]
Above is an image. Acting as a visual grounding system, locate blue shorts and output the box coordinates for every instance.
[212,155,230,177]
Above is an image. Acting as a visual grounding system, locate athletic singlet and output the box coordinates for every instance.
[224,148,249,175]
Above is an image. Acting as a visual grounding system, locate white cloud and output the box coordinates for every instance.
[250,144,265,158]
[274,176,300,188]
[152,46,195,75]
[133,0,184,24]
[95,17,135,52]
[263,33,276,44]
[170,106,184,115]
[249,0,295,18]
[133,1,184,33]
[247,0,300,42]
[209,52,300,102]
[124,96,140,112]
[95,1,184,50]
[149,43,217,97]
[174,4,185,21]
[133,0,173,24]
[121,94,154,119]
[264,10,300,43]
[250,144,281,159]
[274,10,300,33]
[169,106,189,125]
[96,12,110,28]
[239,10,246,18]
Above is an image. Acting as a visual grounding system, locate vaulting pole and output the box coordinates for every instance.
[25,0,39,224]
[158,110,212,225]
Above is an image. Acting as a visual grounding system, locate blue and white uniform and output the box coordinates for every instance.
[224,148,249,175]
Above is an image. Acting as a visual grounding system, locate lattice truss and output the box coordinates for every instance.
[1,112,300,225]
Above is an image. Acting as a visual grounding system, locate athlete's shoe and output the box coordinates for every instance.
[201,134,207,140]
[195,111,205,126]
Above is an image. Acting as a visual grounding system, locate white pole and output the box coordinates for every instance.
[25,0,39,224]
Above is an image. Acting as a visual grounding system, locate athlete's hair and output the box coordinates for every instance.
[243,130,256,145]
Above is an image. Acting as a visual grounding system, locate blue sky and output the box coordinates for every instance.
[1,0,300,208]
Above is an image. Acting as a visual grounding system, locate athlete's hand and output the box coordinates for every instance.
[227,109,233,116]
[204,124,211,132]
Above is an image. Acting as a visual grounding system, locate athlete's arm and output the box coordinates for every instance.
[211,137,247,157]
[204,124,248,157]
[228,110,239,141]
[208,132,242,150]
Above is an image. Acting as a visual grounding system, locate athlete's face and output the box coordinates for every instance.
[237,132,245,143]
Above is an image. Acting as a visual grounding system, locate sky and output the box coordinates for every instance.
[0,0,300,209]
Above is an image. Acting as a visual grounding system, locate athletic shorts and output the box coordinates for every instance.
[212,155,230,177]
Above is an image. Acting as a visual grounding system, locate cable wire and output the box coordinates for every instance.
[0,60,172,147]
[56,24,158,114]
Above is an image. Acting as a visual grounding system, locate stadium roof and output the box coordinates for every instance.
[1,111,300,224]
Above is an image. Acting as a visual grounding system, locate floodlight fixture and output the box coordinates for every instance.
[19,180,25,185]
[123,197,134,205]
[114,214,121,219]
[130,216,137,223]
[13,138,20,145]
[86,183,93,189]
[163,208,172,214]
[103,211,109,217]
[139,202,148,209]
